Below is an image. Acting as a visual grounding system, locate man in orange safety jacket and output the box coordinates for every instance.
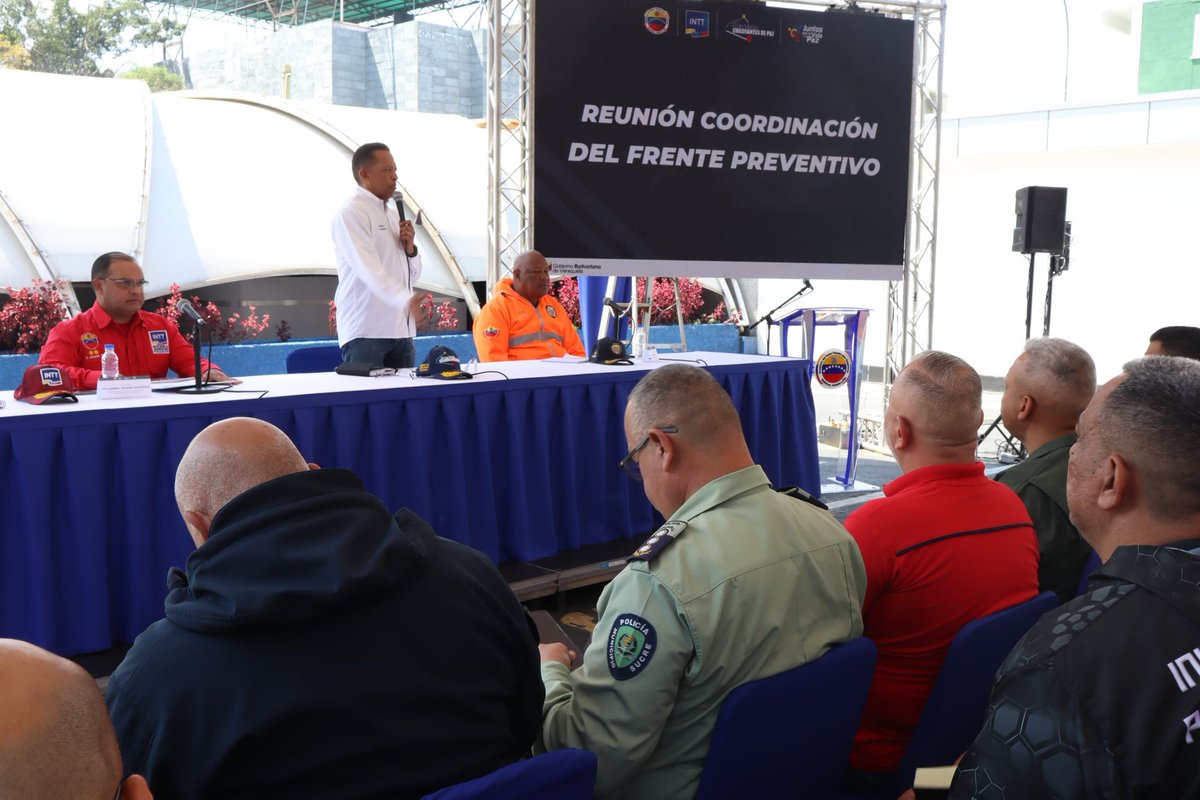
[473,250,585,362]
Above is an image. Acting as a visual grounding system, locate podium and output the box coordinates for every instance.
[776,307,874,492]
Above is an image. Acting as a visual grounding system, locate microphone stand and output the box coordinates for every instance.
[177,316,229,395]
[742,280,814,348]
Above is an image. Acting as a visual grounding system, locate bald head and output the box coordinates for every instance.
[175,418,310,538]
[510,250,551,305]
[0,640,123,800]
[888,351,983,466]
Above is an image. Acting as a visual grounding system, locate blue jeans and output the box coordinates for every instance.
[341,337,416,369]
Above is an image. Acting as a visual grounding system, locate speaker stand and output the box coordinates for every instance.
[1023,252,1036,341]
[978,414,1026,461]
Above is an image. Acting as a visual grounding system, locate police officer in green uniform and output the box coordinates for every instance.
[537,364,867,799]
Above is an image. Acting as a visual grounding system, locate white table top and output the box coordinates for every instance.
[0,351,796,419]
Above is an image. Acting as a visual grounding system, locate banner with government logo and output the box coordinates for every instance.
[533,0,914,280]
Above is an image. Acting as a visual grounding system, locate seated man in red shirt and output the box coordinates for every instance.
[41,252,233,390]
[842,351,1039,789]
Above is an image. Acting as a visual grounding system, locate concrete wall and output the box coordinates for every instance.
[185,19,484,116]
[186,20,342,104]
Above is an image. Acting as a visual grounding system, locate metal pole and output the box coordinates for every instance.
[1024,253,1036,342]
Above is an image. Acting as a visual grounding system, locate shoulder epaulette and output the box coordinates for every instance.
[629,520,688,562]
[776,485,829,511]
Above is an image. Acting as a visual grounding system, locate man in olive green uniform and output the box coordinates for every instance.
[997,337,1097,601]
[537,364,867,799]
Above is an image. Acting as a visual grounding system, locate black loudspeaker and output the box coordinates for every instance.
[1012,186,1068,254]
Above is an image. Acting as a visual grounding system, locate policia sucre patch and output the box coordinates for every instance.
[607,613,657,681]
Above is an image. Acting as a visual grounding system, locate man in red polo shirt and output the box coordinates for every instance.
[41,252,233,390]
[842,351,1039,789]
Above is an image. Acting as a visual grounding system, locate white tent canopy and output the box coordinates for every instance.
[0,69,487,304]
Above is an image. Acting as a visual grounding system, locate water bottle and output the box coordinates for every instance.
[632,328,647,359]
[100,344,119,379]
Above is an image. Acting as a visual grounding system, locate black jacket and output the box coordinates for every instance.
[107,469,544,800]
[951,541,1200,799]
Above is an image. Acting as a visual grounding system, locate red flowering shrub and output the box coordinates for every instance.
[549,277,732,327]
[415,296,461,332]
[329,296,460,333]
[551,277,581,326]
[702,302,742,325]
[0,278,71,353]
[155,284,270,344]
[434,299,460,330]
[634,277,706,324]
[215,307,271,345]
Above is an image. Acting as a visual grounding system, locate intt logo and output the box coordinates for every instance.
[1167,647,1200,692]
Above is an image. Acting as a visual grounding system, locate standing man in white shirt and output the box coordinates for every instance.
[331,142,426,368]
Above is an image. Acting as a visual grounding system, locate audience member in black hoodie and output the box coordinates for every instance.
[951,357,1200,799]
[106,417,544,800]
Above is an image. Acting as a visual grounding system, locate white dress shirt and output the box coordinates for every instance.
[331,185,423,346]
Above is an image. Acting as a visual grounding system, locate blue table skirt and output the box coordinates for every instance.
[0,358,818,655]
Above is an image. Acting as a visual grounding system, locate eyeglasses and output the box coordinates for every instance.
[103,278,149,289]
[113,780,123,800]
[619,425,677,480]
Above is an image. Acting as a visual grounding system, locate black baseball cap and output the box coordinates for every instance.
[417,345,473,380]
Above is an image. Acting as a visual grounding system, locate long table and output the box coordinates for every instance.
[0,353,818,655]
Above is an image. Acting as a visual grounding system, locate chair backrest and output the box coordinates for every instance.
[420,749,597,800]
[696,637,878,800]
[285,345,342,374]
[898,590,1061,777]
[1076,549,1103,597]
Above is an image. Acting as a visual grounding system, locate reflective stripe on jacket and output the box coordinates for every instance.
[472,278,585,361]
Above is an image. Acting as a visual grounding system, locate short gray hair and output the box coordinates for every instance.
[1102,356,1200,518]
[627,364,739,441]
[1022,337,1096,417]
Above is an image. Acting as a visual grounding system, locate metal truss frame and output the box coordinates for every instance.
[484,0,944,368]
[485,0,532,292]
[884,0,945,410]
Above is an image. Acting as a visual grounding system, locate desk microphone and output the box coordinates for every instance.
[177,299,206,326]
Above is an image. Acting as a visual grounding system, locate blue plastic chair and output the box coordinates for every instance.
[845,591,1060,799]
[285,345,342,374]
[696,637,878,800]
[1075,549,1103,597]
[420,749,597,800]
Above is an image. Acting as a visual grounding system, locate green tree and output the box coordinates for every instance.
[120,64,182,92]
[0,34,30,69]
[0,0,184,77]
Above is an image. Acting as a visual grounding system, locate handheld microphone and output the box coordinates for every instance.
[177,298,206,326]
[393,192,405,222]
